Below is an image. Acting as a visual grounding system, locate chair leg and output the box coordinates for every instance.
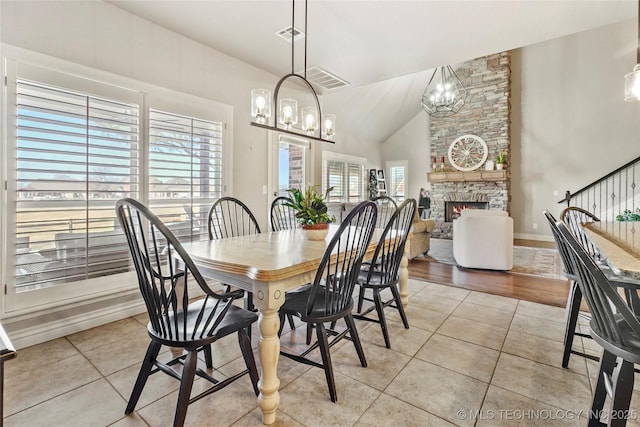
[238,329,260,396]
[245,292,255,340]
[345,314,367,368]
[589,350,617,427]
[126,341,162,414]
[174,350,198,427]
[278,311,286,337]
[306,322,313,345]
[203,345,213,369]
[315,322,337,402]
[562,281,582,368]
[373,289,391,349]
[389,284,409,329]
[287,314,296,330]
[357,285,365,313]
[609,359,635,427]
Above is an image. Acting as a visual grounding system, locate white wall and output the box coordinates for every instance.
[1,0,285,230]
[381,19,640,240]
[513,18,640,239]
[381,112,431,201]
[0,0,382,345]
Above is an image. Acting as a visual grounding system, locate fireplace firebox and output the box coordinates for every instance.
[445,201,489,222]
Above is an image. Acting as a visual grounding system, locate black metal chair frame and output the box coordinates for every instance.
[116,198,259,427]
[277,201,377,402]
[354,199,416,349]
[270,196,298,232]
[557,221,640,427]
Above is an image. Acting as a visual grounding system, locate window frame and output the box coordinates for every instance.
[1,46,233,316]
[321,151,366,203]
[386,160,408,203]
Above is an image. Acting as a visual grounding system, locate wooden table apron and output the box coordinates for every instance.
[181,225,409,425]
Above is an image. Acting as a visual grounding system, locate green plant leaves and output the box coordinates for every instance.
[616,208,640,221]
[284,185,335,225]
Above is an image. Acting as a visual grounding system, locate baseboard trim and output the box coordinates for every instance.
[7,299,146,349]
[515,233,554,242]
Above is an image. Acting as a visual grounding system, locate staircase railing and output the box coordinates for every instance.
[559,155,640,222]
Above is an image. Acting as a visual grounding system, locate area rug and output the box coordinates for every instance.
[416,238,564,280]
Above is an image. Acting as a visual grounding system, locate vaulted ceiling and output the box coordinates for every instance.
[108,0,636,143]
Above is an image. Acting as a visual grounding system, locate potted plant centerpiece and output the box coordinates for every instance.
[496,150,506,170]
[285,185,335,240]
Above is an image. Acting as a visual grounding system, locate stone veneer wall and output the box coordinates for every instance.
[429,52,511,238]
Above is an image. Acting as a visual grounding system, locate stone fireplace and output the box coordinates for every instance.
[426,51,511,239]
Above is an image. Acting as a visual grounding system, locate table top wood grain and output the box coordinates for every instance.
[583,221,640,279]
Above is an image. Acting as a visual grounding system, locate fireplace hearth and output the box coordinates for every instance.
[445,201,489,222]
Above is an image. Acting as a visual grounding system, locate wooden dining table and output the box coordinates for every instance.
[181,224,409,425]
[582,221,640,280]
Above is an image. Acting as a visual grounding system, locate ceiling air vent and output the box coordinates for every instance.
[275,26,305,43]
[303,66,350,91]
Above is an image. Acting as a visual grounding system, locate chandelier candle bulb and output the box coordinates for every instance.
[323,114,336,139]
[251,88,271,124]
[302,107,317,134]
[279,99,297,129]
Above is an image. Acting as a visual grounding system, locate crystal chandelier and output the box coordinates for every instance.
[624,0,640,101]
[421,65,467,117]
[250,0,336,143]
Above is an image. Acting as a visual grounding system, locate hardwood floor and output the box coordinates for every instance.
[408,259,570,308]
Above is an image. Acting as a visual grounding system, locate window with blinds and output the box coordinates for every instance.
[322,153,366,203]
[15,80,140,291]
[388,164,406,202]
[148,109,223,242]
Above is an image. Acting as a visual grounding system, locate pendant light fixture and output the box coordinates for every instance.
[420,65,467,117]
[625,0,640,101]
[250,0,336,143]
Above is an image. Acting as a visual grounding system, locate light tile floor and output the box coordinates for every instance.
[3,279,635,426]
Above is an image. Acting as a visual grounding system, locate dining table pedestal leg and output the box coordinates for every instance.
[256,306,281,425]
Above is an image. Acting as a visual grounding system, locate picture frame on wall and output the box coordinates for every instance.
[379,181,386,190]
[377,170,385,180]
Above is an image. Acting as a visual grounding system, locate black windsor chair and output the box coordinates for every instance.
[270,196,298,231]
[557,221,640,427]
[371,195,397,229]
[556,208,640,368]
[278,200,377,402]
[207,197,262,322]
[544,210,598,368]
[116,198,259,427]
[269,195,299,331]
[354,199,416,349]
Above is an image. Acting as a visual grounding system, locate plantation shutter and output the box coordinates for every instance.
[14,80,140,289]
[324,160,345,202]
[148,109,223,242]
[348,163,364,202]
[389,165,406,202]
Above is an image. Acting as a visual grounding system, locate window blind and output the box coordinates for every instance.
[389,165,406,202]
[322,155,365,203]
[15,80,140,290]
[148,109,223,243]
